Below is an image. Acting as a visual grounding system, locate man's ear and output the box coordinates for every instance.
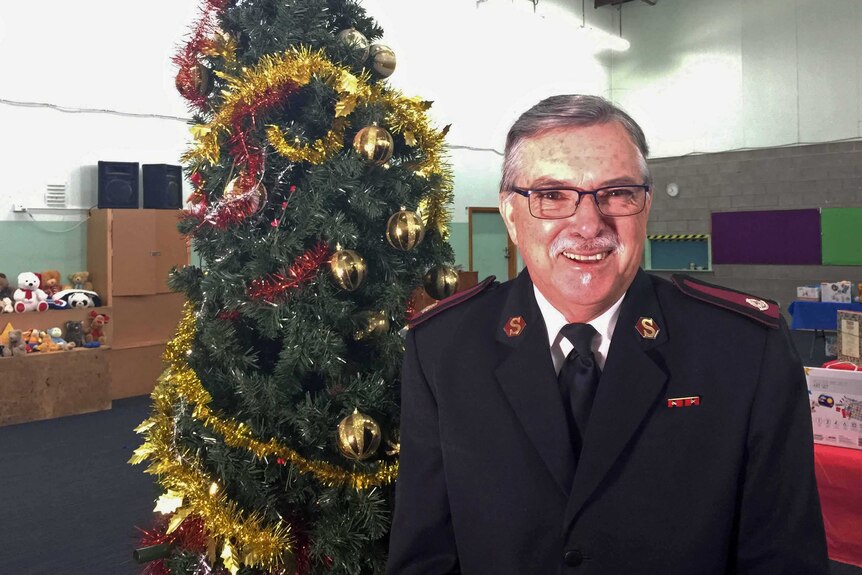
[499,193,519,246]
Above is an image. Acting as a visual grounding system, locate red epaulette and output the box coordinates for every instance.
[408,275,497,330]
[671,274,780,329]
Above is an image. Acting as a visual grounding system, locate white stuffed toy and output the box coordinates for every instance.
[14,272,49,313]
[67,292,95,308]
[0,297,12,313]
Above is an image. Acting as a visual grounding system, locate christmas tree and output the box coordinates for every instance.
[131,1,456,573]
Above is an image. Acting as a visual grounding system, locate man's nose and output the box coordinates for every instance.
[571,194,604,238]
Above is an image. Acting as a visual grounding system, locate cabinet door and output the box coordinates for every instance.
[111,210,157,295]
[154,211,190,293]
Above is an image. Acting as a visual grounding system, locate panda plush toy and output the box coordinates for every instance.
[53,288,102,309]
[68,292,95,308]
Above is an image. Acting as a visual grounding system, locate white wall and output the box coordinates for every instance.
[0,1,198,220]
[610,0,862,158]
[362,0,615,221]
[1,0,614,223]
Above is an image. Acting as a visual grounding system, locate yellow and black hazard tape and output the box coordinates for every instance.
[647,234,709,241]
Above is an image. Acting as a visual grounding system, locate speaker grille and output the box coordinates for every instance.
[143,164,182,209]
[98,161,139,209]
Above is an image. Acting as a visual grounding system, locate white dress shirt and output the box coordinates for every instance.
[533,286,624,375]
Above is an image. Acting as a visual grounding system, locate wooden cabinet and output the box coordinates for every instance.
[88,209,190,301]
[87,209,190,399]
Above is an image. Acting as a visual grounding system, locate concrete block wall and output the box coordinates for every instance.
[646,141,862,316]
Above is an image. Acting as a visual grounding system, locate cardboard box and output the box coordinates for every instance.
[796,285,821,301]
[821,281,852,303]
[806,367,862,450]
[837,310,862,365]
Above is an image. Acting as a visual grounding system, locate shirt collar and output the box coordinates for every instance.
[533,286,625,371]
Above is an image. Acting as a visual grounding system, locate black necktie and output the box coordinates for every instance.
[557,323,601,458]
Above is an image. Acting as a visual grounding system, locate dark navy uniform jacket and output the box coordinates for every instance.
[387,268,828,575]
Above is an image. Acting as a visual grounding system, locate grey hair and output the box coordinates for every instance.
[499,95,651,196]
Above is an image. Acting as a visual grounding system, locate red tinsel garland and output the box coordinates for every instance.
[137,514,209,575]
[247,243,330,301]
[174,0,230,109]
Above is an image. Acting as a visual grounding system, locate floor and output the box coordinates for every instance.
[0,396,156,575]
[0,393,858,575]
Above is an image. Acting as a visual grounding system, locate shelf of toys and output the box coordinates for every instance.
[0,305,113,427]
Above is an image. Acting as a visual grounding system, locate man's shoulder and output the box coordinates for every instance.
[649,273,781,329]
[407,275,508,332]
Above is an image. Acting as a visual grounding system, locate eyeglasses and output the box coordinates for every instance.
[510,184,650,219]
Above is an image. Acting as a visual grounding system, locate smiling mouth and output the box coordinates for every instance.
[561,250,612,262]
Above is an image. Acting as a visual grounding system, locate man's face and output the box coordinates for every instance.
[500,122,651,322]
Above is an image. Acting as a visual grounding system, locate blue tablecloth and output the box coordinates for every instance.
[788,300,862,330]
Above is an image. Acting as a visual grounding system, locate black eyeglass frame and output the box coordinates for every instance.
[510,184,651,219]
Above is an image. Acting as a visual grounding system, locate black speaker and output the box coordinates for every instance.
[143,164,183,209]
[98,161,139,209]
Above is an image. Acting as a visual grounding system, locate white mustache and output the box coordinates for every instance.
[548,235,620,258]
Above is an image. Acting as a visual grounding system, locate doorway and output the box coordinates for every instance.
[468,207,519,281]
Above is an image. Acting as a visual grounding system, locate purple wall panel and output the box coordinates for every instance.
[711,209,821,265]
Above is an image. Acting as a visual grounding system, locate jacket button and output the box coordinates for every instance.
[564,549,584,567]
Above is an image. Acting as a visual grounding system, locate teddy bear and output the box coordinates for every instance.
[46,326,76,351]
[64,320,86,348]
[40,270,62,298]
[0,298,12,313]
[85,311,110,344]
[14,272,49,313]
[0,273,13,300]
[7,329,28,356]
[64,271,93,291]
[0,344,10,358]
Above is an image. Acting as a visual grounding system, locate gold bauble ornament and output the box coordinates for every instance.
[423,266,459,300]
[336,28,370,61]
[353,310,390,341]
[337,409,382,461]
[175,62,212,99]
[330,248,367,291]
[386,209,425,251]
[352,125,394,166]
[369,44,396,78]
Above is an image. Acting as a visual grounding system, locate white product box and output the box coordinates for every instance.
[796,285,821,301]
[821,281,852,303]
[806,367,862,450]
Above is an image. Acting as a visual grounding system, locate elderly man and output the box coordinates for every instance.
[386,95,828,575]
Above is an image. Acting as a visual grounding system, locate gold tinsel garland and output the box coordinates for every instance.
[182,47,452,237]
[132,398,292,571]
[132,303,400,571]
[184,48,357,166]
[370,85,454,239]
[134,302,399,486]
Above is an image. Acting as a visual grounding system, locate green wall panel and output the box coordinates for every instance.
[449,222,469,271]
[821,207,862,265]
[0,220,87,282]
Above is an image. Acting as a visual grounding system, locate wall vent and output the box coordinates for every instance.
[45,183,67,208]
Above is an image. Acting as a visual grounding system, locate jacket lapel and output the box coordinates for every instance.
[564,269,669,528]
[494,270,575,496]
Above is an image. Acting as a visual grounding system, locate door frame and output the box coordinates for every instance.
[467,207,518,280]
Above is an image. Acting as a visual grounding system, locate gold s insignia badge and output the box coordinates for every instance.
[745,298,769,311]
[504,316,526,337]
[635,317,660,340]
